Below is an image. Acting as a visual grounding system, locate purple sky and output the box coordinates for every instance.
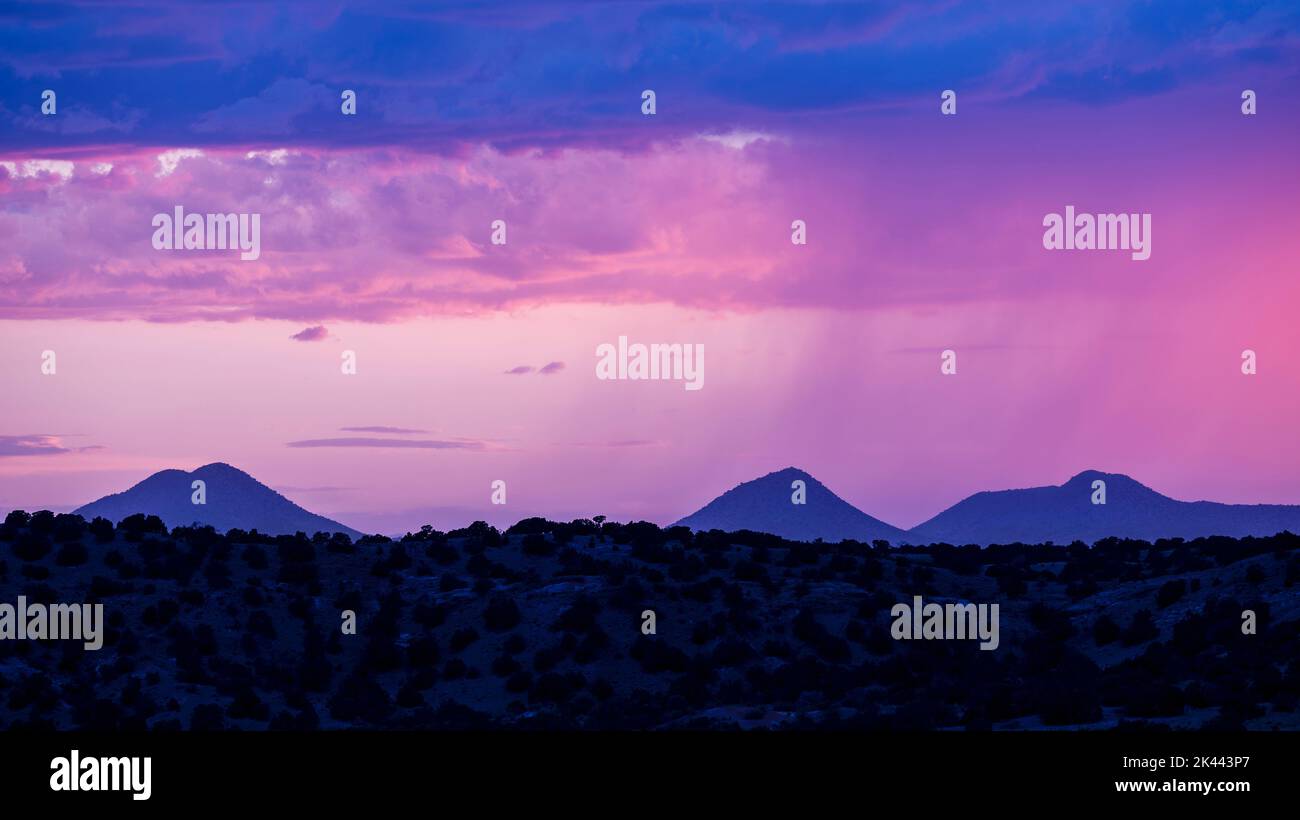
[1,1,1298,532]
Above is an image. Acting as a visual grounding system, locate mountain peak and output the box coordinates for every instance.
[75,463,361,537]
[674,468,904,543]
[908,469,1299,546]
[193,462,247,476]
[761,466,815,483]
[1062,470,1149,491]
[1066,469,1117,484]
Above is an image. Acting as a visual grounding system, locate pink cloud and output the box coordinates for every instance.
[291,325,329,342]
[286,437,487,450]
[2,97,1294,326]
[338,426,428,434]
[0,434,102,457]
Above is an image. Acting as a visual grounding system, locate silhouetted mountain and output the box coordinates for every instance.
[674,467,906,543]
[74,462,362,537]
[907,469,1300,545]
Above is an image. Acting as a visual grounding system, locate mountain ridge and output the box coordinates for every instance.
[63,463,1300,546]
[673,466,907,543]
[74,462,363,538]
[907,468,1300,545]
[675,467,1300,546]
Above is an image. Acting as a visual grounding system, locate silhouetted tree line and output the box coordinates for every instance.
[1,509,1297,730]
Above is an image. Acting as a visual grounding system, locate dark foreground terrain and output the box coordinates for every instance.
[2,509,1298,730]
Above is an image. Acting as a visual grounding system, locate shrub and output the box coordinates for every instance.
[483,595,521,632]
[12,533,51,562]
[1121,610,1160,646]
[449,627,479,653]
[1156,579,1186,609]
[1092,614,1121,646]
[522,533,556,557]
[241,544,269,570]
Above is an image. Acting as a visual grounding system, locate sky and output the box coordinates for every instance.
[1,1,1298,533]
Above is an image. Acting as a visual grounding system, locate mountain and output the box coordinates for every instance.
[674,467,907,543]
[906,469,1300,546]
[74,462,363,538]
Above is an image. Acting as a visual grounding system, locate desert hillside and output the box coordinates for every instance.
[2,510,1297,730]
